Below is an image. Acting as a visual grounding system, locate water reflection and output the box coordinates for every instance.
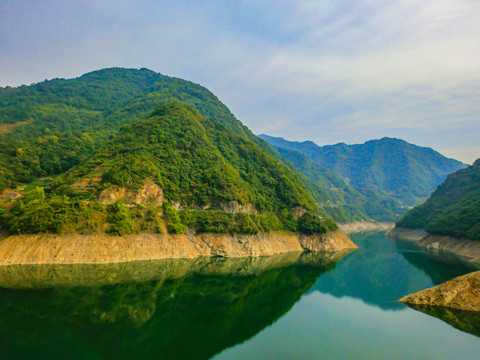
[404,304,480,338]
[0,251,351,360]
[310,232,475,310]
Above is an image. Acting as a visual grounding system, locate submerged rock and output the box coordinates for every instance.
[399,271,480,312]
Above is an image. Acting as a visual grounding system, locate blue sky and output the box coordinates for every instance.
[1,0,479,163]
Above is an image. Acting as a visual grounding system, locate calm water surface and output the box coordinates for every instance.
[0,232,479,359]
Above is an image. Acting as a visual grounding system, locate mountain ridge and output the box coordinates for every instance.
[259,134,466,211]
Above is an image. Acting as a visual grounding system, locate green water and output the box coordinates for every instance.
[0,232,479,359]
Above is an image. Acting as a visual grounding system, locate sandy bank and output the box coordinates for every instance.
[0,230,356,266]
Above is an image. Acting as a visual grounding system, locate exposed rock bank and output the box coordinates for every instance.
[338,222,394,234]
[389,227,480,266]
[417,235,480,266]
[0,230,356,265]
[387,227,428,241]
[399,271,480,312]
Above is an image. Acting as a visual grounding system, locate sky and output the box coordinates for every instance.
[1,0,479,163]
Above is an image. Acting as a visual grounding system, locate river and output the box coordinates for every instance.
[0,231,479,359]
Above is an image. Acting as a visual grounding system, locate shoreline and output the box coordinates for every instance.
[388,227,480,266]
[0,230,357,266]
[338,221,395,234]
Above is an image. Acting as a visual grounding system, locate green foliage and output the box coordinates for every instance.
[271,144,405,222]
[106,200,134,236]
[397,160,480,241]
[0,187,73,234]
[260,134,466,216]
[0,67,259,191]
[162,203,186,234]
[0,68,339,236]
[297,213,328,235]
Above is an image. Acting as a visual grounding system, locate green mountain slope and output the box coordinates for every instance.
[260,135,466,208]
[270,145,404,222]
[1,102,336,236]
[0,68,268,191]
[397,159,480,241]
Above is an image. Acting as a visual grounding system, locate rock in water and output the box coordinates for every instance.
[399,271,480,312]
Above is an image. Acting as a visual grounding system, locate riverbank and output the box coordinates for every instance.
[388,227,480,266]
[0,230,357,266]
[338,221,395,234]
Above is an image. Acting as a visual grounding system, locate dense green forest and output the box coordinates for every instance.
[260,135,466,212]
[0,99,337,236]
[397,159,480,241]
[0,68,255,191]
[271,145,405,222]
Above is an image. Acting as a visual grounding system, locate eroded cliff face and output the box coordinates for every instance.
[399,271,480,312]
[0,230,356,266]
[99,178,164,205]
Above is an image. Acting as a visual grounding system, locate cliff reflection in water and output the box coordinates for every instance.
[0,250,351,360]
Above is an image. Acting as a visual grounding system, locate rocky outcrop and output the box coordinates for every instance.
[219,201,256,213]
[339,222,395,234]
[99,178,164,205]
[0,230,357,266]
[399,271,480,312]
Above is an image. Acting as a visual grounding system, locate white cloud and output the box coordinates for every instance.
[0,0,479,162]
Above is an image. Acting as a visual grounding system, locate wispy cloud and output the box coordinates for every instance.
[0,0,479,162]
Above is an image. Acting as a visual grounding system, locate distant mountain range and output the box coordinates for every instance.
[260,135,466,222]
[397,159,480,241]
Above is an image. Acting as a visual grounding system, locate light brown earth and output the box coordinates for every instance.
[0,230,357,266]
[399,271,480,312]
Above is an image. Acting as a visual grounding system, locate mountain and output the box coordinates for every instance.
[0,100,339,237]
[397,159,480,241]
[271,145,404,222]
[0,67,266,192]
[260,135,466,211]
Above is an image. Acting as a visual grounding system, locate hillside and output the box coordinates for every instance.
[260,135,466,210]
[0,68,344,228]
[0,67,272,192]
[0,102,339,237]
[271,145,404,222]
[397,159,480,241]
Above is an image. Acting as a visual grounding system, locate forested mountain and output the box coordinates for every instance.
[0,67,261,191]
[260,135,466,209]
[272,145,404,222]
[397,159,480,241]
[0,68,340,226]
[0,87,337,235]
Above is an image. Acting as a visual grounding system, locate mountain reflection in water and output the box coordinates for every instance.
[0,250,351,360]
[310,231,477,310]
